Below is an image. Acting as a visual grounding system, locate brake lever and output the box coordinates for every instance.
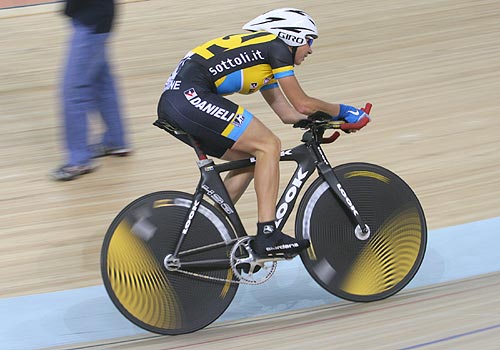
[321,131,341,144]
[362,103,373,114]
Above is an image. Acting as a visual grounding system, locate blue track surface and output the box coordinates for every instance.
[1,217,499,350]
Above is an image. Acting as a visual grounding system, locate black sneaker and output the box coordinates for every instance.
[92,144,132,158]
[251,230,310,258]
[50,162,99,181]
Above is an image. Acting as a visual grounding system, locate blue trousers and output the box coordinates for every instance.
[62,20,128,166]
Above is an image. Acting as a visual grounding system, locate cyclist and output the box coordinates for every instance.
[157,8,369,257]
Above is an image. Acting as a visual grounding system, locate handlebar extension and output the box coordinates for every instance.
[293,102,373,144]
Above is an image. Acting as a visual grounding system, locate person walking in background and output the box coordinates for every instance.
[51,0,131,181]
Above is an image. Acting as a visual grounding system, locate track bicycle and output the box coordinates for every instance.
[101,103,427,335]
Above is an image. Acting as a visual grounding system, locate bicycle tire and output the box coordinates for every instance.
[101,191,239,335]
[296,162,427,302]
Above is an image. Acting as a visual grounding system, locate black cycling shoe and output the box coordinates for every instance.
[251,230,310,258]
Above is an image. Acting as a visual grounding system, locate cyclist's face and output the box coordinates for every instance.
[294,41,313,65]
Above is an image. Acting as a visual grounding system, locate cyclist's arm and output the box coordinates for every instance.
[260,86,306,124]
[277,75,341,117]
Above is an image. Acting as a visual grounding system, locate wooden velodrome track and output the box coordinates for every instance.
[1,0,500,349]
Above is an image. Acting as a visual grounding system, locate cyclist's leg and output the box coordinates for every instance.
[221,164,254,205]
[219,148,253,204]
[228,117,309,256]
[225,117,280,223]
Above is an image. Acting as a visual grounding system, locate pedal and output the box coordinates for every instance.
[283,252,300,259]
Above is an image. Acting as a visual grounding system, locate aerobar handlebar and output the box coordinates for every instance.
[293,103,372,144]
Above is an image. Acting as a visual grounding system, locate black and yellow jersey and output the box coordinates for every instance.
[159,31,295,156]
[187,31,295,95]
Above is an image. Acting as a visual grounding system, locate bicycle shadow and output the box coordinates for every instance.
[219,258,343,322]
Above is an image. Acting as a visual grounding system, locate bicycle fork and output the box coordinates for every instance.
[313,146,371,240]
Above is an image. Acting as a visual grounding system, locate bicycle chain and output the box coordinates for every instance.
[169,237,276,285]
[171,262,274,285]
[172,267,249,284]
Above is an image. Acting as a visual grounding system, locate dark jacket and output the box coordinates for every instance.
[64,0,115,33]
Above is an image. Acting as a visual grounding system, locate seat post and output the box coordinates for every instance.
[187,134,207,161]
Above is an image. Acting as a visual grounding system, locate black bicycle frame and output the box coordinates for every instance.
[170,132,368,260]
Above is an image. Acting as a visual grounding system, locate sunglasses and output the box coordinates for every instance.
[307,37,314,47]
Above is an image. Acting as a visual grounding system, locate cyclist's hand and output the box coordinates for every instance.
[334,104,371,132]
[334,104,369,123]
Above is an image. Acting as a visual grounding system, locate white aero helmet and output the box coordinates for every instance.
[242,8,318,47]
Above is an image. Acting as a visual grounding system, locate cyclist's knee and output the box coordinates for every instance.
[232,117,280,157]
[265,133,281,152]
[257,134,281,159]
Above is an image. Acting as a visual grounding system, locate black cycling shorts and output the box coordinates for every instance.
[157,62,254,158]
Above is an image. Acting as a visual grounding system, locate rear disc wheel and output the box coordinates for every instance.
[101,191,239,334]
